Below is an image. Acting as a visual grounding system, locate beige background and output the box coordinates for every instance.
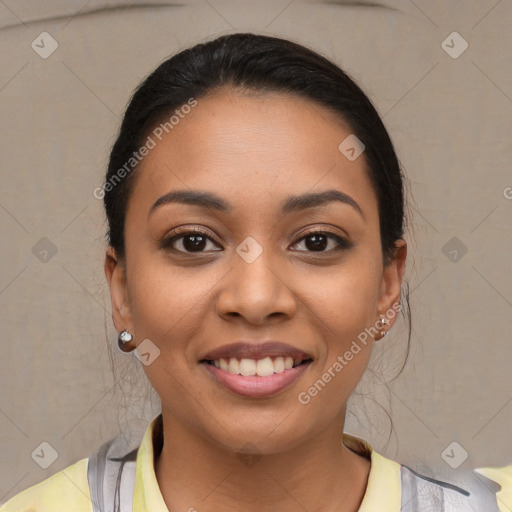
[1,0,511,502]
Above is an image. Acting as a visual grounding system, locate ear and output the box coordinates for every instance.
[376,238,407,329]
[104,246,133,334]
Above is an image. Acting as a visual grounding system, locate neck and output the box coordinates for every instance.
[154,407,371,512]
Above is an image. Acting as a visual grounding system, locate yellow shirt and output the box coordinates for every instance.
[0,414,509,512]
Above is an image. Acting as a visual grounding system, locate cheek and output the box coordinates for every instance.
[302,257,382,339]
[295,253,382,394]
[294,267,379,414]
[126,255,212,345]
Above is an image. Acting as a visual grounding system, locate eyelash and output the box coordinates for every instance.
[159,227,351,254]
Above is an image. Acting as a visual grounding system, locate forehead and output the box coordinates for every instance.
[127,90,378,222]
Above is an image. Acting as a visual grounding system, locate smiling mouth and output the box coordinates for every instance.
[200,356,313,377]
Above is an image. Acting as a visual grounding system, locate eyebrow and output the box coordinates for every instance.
[148,188,365,220]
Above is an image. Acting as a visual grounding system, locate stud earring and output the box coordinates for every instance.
[118,330,134,352]
[378,315,390,340]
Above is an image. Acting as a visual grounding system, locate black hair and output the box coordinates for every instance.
[103,33,412,509]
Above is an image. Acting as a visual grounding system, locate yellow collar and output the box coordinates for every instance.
[133,414,402,512]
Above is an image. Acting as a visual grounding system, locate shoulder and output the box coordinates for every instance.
[476,464,512,512]
[400,463,504,512]
[0,457,92,512]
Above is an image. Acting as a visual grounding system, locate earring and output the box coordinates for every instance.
[378,315,390,340]
[118,330,134,352]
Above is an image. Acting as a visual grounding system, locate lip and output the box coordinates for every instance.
[200,341,314,362]
[201,359,312,398]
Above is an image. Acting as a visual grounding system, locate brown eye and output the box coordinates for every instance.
[290,231,351,253]
[160,229,222,253]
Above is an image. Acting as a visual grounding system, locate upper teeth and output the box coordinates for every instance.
[211,356,304,376]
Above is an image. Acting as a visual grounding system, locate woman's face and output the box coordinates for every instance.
[106,89,406,453]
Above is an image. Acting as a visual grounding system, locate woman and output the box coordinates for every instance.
[1,32,510,512]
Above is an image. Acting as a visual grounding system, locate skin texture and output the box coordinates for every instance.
[105,89,407,512]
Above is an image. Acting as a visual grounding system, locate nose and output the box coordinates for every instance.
[215,245,297,326]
